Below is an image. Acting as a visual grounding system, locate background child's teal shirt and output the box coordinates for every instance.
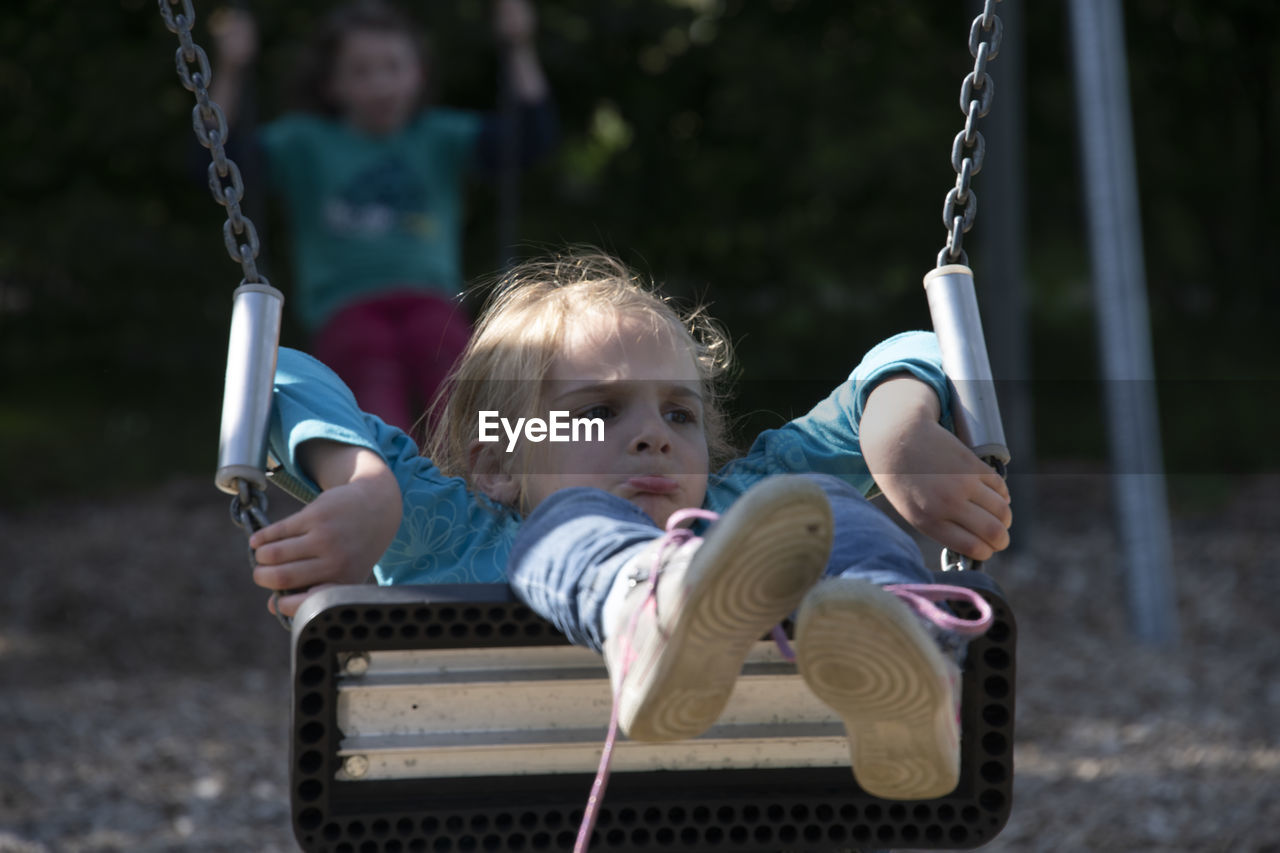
[268,331,953,585]
[259,109,483,332]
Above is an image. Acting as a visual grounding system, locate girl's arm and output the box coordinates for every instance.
[725,331,1011,560]
[248,347,418,617]
[263,348,517,590]
[249,441,403,618]
[859,376,1011,561]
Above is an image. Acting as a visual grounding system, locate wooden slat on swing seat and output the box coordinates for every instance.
[288,574,1016,853]
[333,643,847,781]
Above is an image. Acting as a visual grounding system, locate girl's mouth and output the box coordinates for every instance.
[627,476,679,494]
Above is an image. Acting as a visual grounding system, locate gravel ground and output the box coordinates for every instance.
[2,471,1278,852]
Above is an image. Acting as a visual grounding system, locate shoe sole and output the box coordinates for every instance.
[796,579,961,800]
[616,475,833,742]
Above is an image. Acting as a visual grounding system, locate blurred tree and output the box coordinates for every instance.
[0,0,1276,505]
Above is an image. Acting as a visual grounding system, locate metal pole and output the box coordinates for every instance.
[1068,0,1178,646]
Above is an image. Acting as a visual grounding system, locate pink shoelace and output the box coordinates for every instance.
[573,508,718,853]
[768,583,993,664]
[884,583,995,638]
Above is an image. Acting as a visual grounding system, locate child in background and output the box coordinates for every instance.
[250,251,1011,803]
[210,0,556,437]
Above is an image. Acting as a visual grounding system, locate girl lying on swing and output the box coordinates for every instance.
[251,249,1011,802]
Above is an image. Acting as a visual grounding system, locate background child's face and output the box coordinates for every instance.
[329,29,423,135]
[521,314,710,527]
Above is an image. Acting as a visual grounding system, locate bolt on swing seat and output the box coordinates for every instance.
[285,574,1015,853]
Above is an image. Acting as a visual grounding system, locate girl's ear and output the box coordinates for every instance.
[469,440,519,505]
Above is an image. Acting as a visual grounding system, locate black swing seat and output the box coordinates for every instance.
[287,571,1016,853]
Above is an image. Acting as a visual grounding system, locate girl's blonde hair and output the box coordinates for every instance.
[426,250,735,511]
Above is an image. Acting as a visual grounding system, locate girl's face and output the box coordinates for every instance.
[329,29,423,135]
[521,313,711,528]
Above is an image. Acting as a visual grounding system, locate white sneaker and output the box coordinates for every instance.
[601,475,833,742]
[795,578,990,800]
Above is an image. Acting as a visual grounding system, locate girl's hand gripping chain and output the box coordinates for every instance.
[860,376,1012,561]
[248,442,403,618]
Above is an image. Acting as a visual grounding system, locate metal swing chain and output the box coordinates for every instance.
[230,480,269,578]
[228,481,291,630]
[935,1,1007,573]
[937,0,1004,269]
[158,0,268,286]
[158,0,289,627]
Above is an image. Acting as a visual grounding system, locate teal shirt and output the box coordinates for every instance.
[268,331,954,585]
[259,109,483,331]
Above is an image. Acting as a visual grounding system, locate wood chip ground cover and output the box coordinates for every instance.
[2,474,1277,851]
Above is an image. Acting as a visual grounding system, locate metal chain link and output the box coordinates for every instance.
[157,0,268,286]
[159,0,289,628]
[229,480,270,561]
[937,0,1004,268]
[228,482,291,630]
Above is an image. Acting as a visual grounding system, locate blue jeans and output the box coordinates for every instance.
[507,473,932,652]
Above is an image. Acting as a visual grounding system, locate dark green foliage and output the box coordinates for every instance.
[0,0,1276,504]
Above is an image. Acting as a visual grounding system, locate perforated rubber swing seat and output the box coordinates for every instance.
[287,572,1015,853]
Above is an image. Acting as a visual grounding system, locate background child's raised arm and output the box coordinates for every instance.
[494,0,547,102]
[207,7,258,130]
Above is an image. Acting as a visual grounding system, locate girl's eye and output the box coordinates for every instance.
[665,408,697,425]
[579,405,613,421]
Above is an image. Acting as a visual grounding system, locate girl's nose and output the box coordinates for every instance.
[628,412,671,455]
